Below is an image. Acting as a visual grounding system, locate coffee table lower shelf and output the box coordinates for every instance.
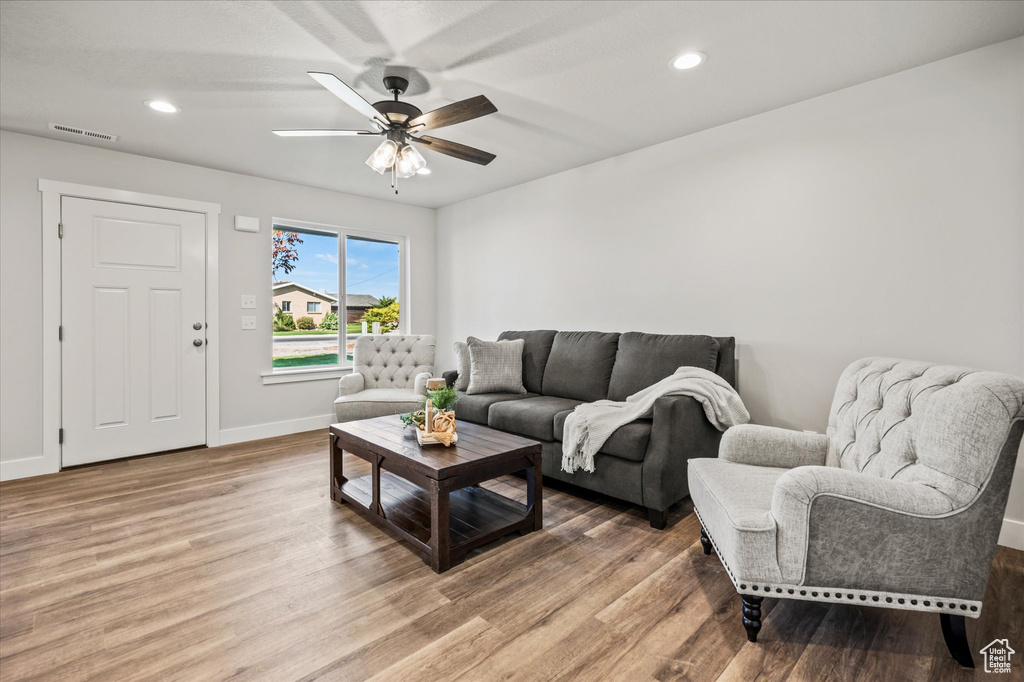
[336,471,534,566]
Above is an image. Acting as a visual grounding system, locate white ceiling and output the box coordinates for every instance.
[2,1,1022,209]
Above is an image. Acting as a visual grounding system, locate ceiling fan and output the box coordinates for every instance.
[274,72,497,193]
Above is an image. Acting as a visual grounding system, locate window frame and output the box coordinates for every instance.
[268,217,408,379]
[280,300,290,312]
[307,301,320,314]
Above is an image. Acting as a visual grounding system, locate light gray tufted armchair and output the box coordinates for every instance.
[688,357,1023,668]
[333,335,436,422]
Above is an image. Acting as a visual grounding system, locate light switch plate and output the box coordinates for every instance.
[241,316,256,330]
[241,295,256,309]
[234,215,260,233]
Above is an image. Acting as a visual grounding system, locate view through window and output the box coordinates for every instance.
[272,225,401,369]
[344,236,401,363]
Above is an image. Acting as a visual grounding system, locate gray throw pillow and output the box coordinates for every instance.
[453,341,470,391]
[466,337,527,395]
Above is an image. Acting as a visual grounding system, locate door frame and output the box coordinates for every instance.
[36,180,221,477]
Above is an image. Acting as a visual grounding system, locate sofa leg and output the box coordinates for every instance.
[741,595,763,643]
[940,613,974,668]
[647,507,667,530]
[700,527,713,555]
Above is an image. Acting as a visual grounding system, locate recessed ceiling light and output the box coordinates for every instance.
[416,168,431,175]
[145,100,179,113]
[671,52,706,70]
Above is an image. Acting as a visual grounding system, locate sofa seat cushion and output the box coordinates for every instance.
[336,388,423,405]
[607,332,720,401]
[334,388,425,422]
[454,391,537,425]
[552,411,652,462]
[687,458,787,584]
[542,331,620,402]
[488,396,583,442]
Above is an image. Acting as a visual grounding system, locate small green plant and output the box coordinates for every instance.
[318,311,339,331]
[425,385,459,412]
[273,308,295,332]
[296,316,316,330]
[376,296,397,308]
[400,410,426,429]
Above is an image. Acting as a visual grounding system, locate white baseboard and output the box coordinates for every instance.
[998,518,1024,551]
[218,413,335,446]
[0,455,59,482]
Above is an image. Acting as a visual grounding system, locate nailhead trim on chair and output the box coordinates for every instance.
[692,506,983,618]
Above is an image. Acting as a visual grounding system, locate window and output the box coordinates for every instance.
[271,220,405,373]
[344,235,401,363]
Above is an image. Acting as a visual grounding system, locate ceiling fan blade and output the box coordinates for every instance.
[406,95,497,132]
[273,129,378,137]
[415,135,496,166]
[308,72,391,128]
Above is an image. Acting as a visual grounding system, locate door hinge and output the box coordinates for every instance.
[58,325,63,342]
[58,428,64,445]
[58,222,63,239]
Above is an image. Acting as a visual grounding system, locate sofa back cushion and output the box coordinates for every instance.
[542,331,620,402]
[497,330,557,394]
[607,333,720,401]
[714,337,737,388]
[827,357,1024,509]
[354,334,435,389]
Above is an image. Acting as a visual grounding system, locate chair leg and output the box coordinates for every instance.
[741,594,763,643]
[647,507,667,530]
[700,527,713,555]
[940,613,974,668]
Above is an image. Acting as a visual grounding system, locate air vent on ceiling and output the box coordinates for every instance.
[48,123,118,142]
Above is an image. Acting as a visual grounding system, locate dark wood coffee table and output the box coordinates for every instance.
[329,416,543,573]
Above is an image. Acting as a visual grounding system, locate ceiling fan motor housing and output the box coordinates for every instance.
[373,99,423,125]
[373,76,422,124]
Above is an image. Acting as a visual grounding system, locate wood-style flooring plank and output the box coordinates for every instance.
[1,428,1021,681]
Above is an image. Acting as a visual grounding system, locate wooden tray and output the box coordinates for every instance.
[416,429,459,446]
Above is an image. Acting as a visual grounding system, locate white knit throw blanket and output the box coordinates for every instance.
[561,366,750,474]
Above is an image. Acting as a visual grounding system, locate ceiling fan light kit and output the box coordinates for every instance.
[396,144,427,178]
[275,72,498,194]
[366,137,400,174]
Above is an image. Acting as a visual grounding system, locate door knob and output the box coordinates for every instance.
[193,338,204,347]
[193,322,203,330]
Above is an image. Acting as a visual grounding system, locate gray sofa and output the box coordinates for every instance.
[690,357,1023,668]
[444,330,736,528]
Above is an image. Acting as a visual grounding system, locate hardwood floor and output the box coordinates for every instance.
[1,429,1021,681]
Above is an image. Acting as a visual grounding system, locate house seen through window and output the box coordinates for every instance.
[272,224,402,369]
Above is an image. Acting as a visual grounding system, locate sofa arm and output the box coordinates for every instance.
[771,466,956,585]
[642,395,724,512]
[338,373,364,398]
[720,424,828,469]
[442,370,459,388]
[413,372,431,396]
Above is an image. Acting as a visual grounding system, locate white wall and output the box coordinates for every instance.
[435,39,1024,546]
[0,130,435,468]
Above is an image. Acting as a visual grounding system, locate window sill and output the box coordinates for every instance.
[261,366,352,385]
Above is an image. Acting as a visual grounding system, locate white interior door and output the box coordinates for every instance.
[61,197,207,466]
